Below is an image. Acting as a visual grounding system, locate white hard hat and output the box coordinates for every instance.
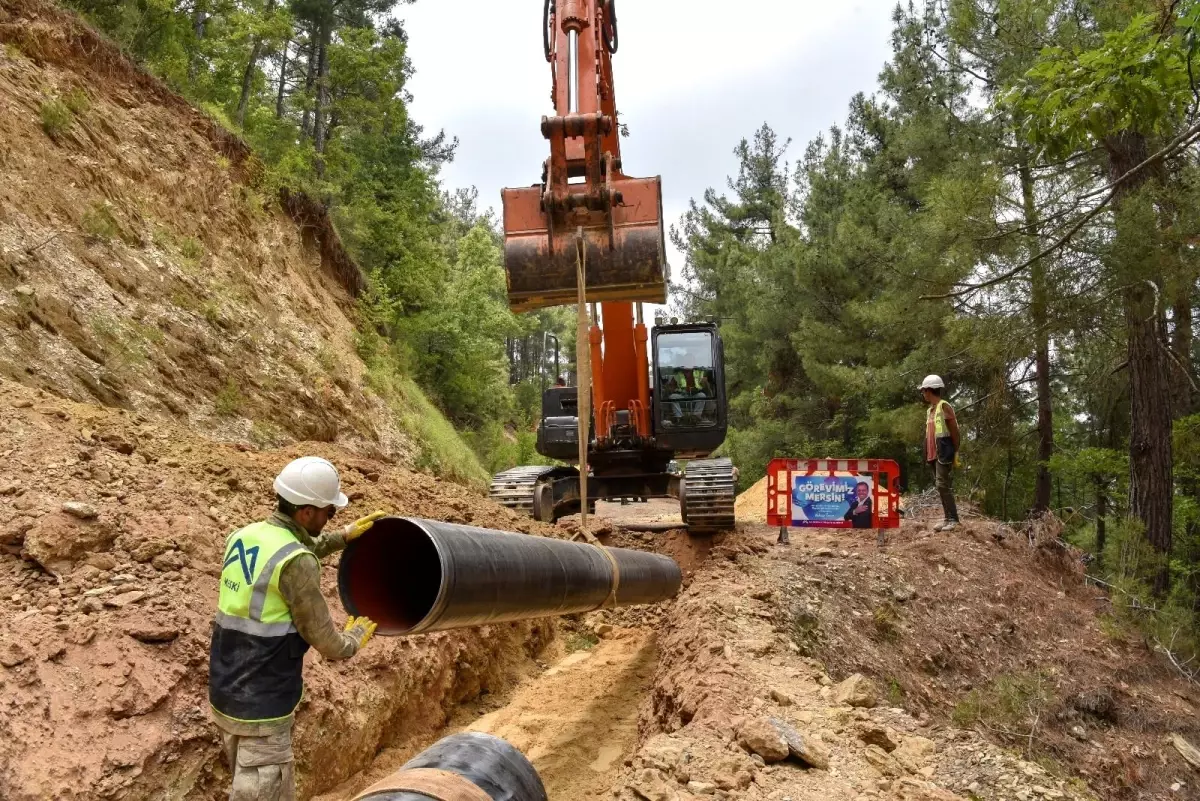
[919,374,945,391]
[273,456,348,509]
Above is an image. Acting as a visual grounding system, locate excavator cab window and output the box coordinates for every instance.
[654,330,720,430]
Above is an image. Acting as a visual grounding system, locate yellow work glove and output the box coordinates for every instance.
[344,616,377,650]
[953,452,962,469]
[342,510,387,541]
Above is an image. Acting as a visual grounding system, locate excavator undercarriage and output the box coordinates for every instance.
[488,0,737,534]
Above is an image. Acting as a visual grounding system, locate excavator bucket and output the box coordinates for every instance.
[501,176,668,314]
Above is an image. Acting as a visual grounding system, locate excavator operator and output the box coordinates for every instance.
[208,456,385,801]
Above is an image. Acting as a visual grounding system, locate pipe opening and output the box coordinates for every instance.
[338,518,443,635]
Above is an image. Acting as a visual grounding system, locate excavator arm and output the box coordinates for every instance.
[501,0,667,315]
[492,1,736,533]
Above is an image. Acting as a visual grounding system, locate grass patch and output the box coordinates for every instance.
[202,301,223,327]
[249,420,283,448]
[317,344,338,374]
[359,334,489,488]
[214,379,242,417]
[886,678,905,706]
[952,671,1056,739]
[872,603,902,642]
[240,186,268,219]
[81,203,120,242]
[152,226,176,250]
[90,314,148,366]
[4,42,22,60]
[132,320,165,346]
[63,87,90,115]
[180,236,205,265]
[565,631,599,653]
[785,598,824,656]
[40,98,73,140]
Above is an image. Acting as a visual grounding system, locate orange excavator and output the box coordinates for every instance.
[488,0,736,532]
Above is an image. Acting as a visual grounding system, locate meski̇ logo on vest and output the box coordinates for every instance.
[223,540,260,585]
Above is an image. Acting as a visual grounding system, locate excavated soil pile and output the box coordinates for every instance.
[0,379,561,800]
[734,477,769,524]
[0,0,410,459]
[602,521,1200,801]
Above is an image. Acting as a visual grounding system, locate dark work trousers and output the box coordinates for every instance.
[930,437,959,522]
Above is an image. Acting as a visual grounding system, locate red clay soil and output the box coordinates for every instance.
[757,518,1200,800]
[0,379,561,801]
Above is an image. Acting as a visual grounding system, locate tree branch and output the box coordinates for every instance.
[921,119,1200,301]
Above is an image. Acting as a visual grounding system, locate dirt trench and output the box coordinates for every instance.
[317,500,689,801]
[321,627,659,801]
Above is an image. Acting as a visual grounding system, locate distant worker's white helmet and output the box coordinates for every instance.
[274,456,349,509]
[919,375,945,391]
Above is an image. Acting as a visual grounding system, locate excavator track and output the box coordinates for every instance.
[681,458,737,533]
[488,466,556,516]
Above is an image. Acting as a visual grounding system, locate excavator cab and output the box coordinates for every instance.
[651,324,727,456]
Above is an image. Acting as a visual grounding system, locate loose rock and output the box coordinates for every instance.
[738,717,789,763]
[62,502,99,520]
[126,625,179,643]
[834,674,879,708]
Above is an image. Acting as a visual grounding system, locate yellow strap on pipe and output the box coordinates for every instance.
[596,545,621,608]
[352,768,493,801]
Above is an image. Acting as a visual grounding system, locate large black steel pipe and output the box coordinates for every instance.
[352,731,547,801]
[337,517,681,636]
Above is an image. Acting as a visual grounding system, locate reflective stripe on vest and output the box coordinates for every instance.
[209,520,313,723]
[929,399,950,438]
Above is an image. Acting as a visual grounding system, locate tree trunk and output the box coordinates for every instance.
[188,1,208,86]
[300,27,318,138]
[312,20,332,165]
[1020,160,1054,514]
[235,39,266,128]
[1107,130,1173,594]
[275,38,290,118]
[1172,291,1195,417]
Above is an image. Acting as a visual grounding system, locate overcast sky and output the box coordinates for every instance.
[398,0,898,287]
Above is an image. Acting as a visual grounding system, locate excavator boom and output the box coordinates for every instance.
[490,1,736,534]
[501,0,667,313]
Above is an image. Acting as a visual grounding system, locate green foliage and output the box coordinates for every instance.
[90,314,149,366]
[359,333,489,487]
[63,87,90,115]
[1005,12,1192,157]
[872,603,902,642]
[81,203,120,242]
[40,98,73,139]
[180,236,205,265]
[564,631,599,653]
[250,420,283,448]
[215,379,242,416]
[952,671,1056,737]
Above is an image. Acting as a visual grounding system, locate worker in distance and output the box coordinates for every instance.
[209,456,385,801]
[920,375,961,532]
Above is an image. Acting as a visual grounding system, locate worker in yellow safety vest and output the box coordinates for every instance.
[920,375,960,532]
[209,456,385,801]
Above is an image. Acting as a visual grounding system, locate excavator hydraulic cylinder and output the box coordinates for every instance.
[351,731,547,801]
[337,517,682,635]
